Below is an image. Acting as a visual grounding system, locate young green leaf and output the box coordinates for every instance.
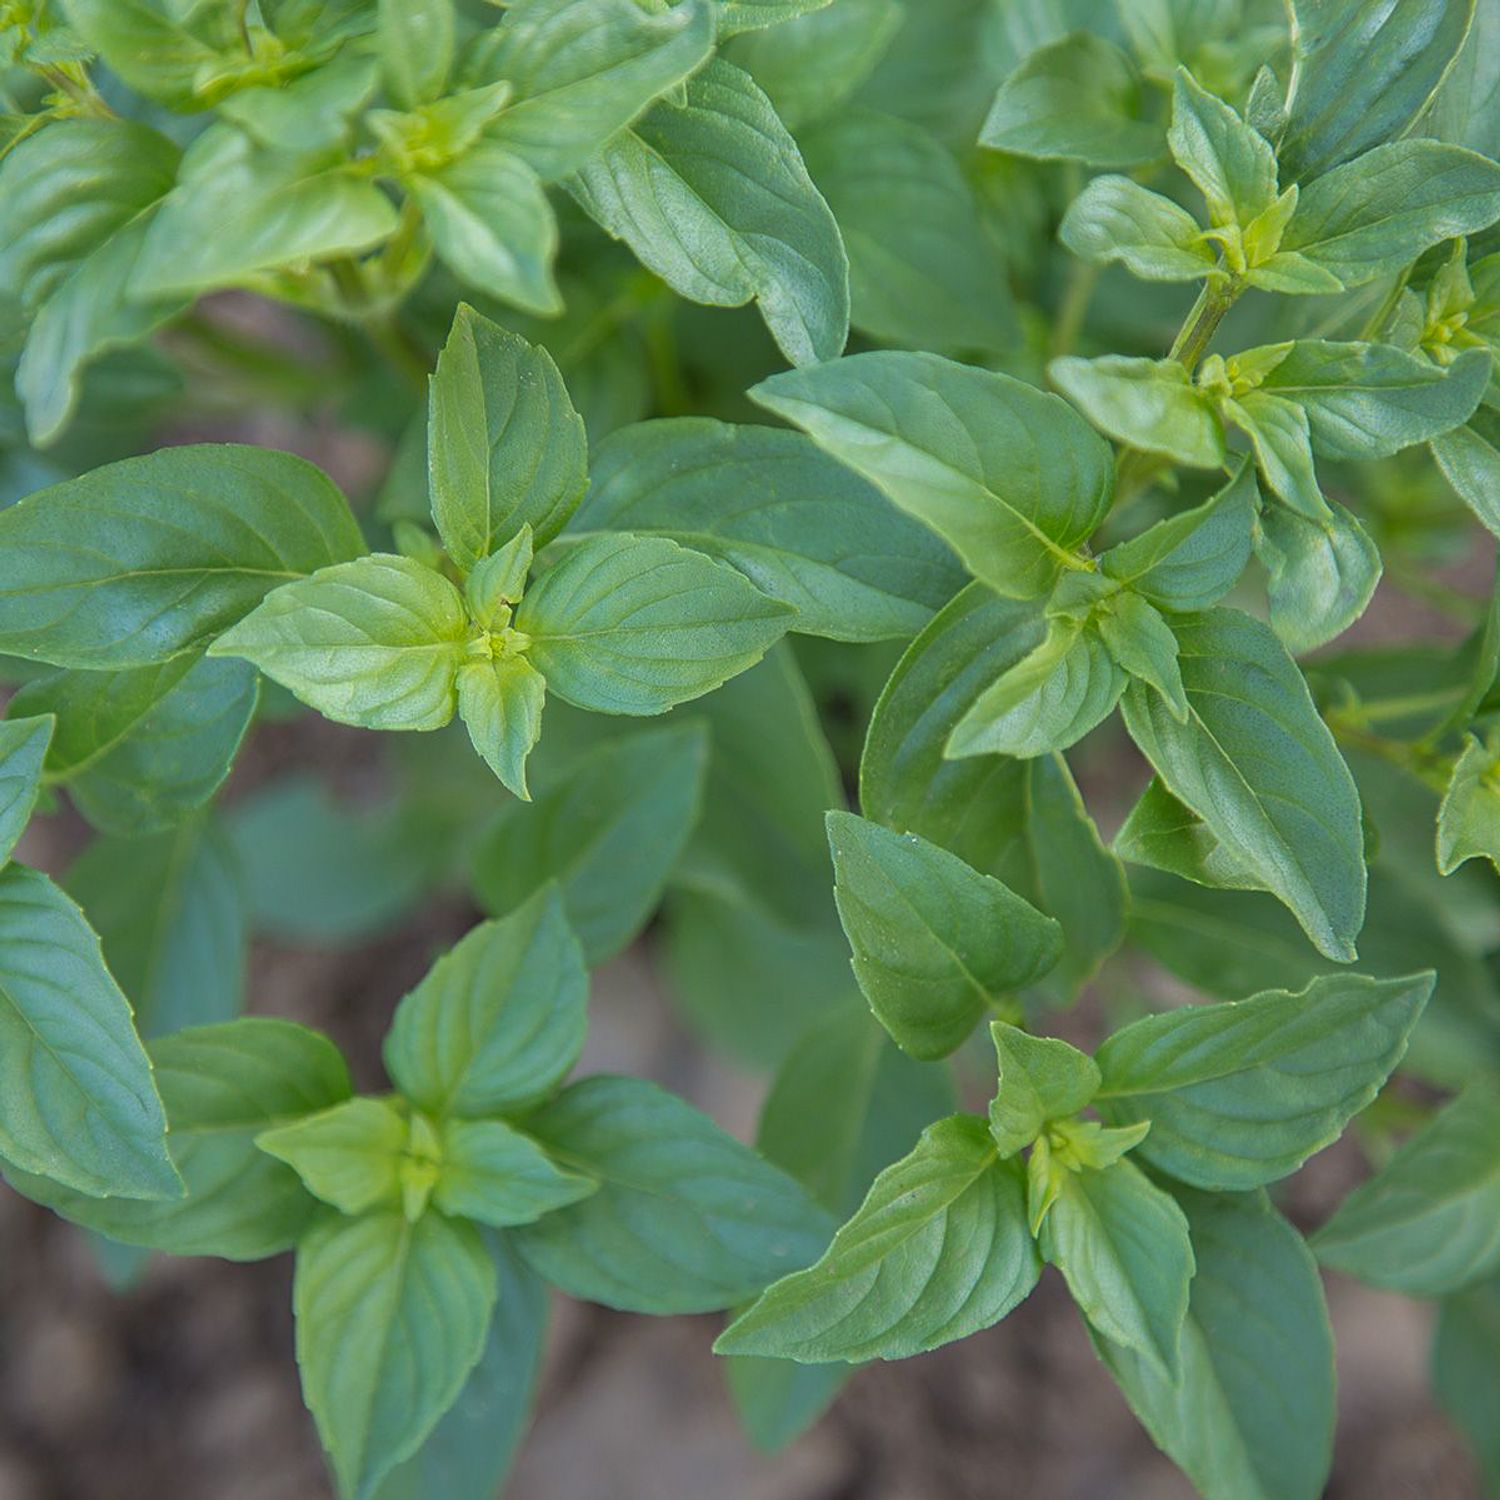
[428,306,586,563]
[516,535,794,715]
[715,1115,1039,1362]
[474,0,716,182]
[988,1023,1101,1158]
[1433,406,1500,538]
[384,885,587,1120]
[5,1018,351,1260]
[576,418,963,642]
[569,57,850,367]
[0,863,180,1201]
[377,0,454,109]
[458,656,546,800]
[1255,497,1382,654]
[980,32,1161,168]
[945,616,1126,759]
[1168,67,1278,231]
[472,722,708,962]
[294,1209,497,1500]
[1438,735,1500,874]
[257,1097,410,1218]
[1095,972,1432,1190]
[1097,1186,1336,1500]
[1314,1087,1500,1297]
[1120,608,1366,962]
[826,812,1063,1059]
[752,351,1113,599]
[431,1117,596,1227]
[219,58,381,154]
[0,445,363,669]
[1223,388,1327,519]
[1050,355,1226,468]
[14,657,258,837]
[1059,176,1217,283]
[1097,594,1188,719]
[512,1075,834,1312]
[1040,1156,1194,1378]
[0,716,52,865]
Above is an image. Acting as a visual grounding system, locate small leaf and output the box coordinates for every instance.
[1060,175,1216,283]
[295,1209,497,1500]
[1051,355,1225,468]
[431,1117,596,1227]
[1167,67,1277,230]
[257,1097,409,1218]
[516,535,794,715]
[1224,388,1326,519]
[1040,1157,1194,1378]
[716,1115,1038,1362]
[988,1023,1100,1159]
[512,1075,834,1312]
[1255,497,1382,654]
[384,885,588,1119]
[1095,972,1432,1190]
[210,555,470,733]
[458,656,546,800]
[1314,1087,1500,1297]
[428,305,586,562]
[0,716,52,865]
[378,0,454,108]
[1433,406,1500,538]
[826,812,1063,1060]
[1097,594,1188,720]
[1438,735,1500,874]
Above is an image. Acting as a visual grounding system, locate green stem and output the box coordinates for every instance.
[1051,261,1100,360]
[1358,267,1413,342]
[1326,711,1451,793]
[1167,277,1240,371]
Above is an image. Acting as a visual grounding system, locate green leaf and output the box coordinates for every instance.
[0,863,179,1200]
[716,1115,1038,1362]
[431,1117,596,1227]
[718,0,831,35]
[1255,497,1381,654]
[384,885,588,1120]
[64,817,245,1039]
[752,351,1113,599]
[295,1209,497,1500]
[1098,463,1257,611]
[946,616,1126,759]
[0,444,364,669]
[1040,1156,1194,1378]
[472,722,707,962]
[1050,355,1225,468]
[1438,735,1500,874]
[1120,607,1366,961]
[516,534,794,715]
[219,57,380,154]
[1098,1186,1336,1500]
[1282,141,1500,288]
[1168,66,1277,230]
[575,417,963,642]
[988,1023,1101,1159]
[1258,340,1490,460]
[457,655,546,800]
[134,125,398,298]
[5,1018,352,1259]
[0,716,51,865]
[800,108,1016,355]
[257,1097,410,1218]
[512,1074,834,1312]
[209,555,471,733]
[409,145,561,317]
[1224,388,1326,519]
[1059,175,1217,283]
[1097,593,1188,718]
[428,305,586,563]
[14,656,258,836]
[569,57,850,367]
[1095,972,1432,1191]
[1432,1277,1500,1494]
[58,0,233,107]
[1278,0,1478,182]
[980,31,1162,168]
[378,0,453,108]
[475,0,715,182]
[1433,405,1500,538]
[1314,1087,1500,1296]
[826,812,1062,1060]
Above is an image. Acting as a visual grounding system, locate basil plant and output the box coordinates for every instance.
[1,0,1500,1495]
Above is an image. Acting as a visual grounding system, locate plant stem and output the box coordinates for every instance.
[1167,278,1239,370]
[1051,261,1100,360]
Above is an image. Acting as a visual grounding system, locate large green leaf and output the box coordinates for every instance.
[1099,1187,1336,1500]
[827,812,1062,1059]
[575,417,963,642]
[0,864,179,1200]
[752,352,1113,599]
[377,0,454,108]
[210,555,471,733]
[6,1017,350,1259]
[59,0,238,107]
[1314,1087,1500,1296]
[295,1209,497,1500]
[0,444,364,669]
[384,885,588,1119]
[472,723,708,962]
[0,716,52,865]
[716,1115,1038,1362]
[428,304,586,564]
[1120,608,1366,961]
[512,1075,833,1312]
[516,534,794,715]
[1432,1277,1500,1494]
[1095,972,1431,1190]
[569,57,849,366]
